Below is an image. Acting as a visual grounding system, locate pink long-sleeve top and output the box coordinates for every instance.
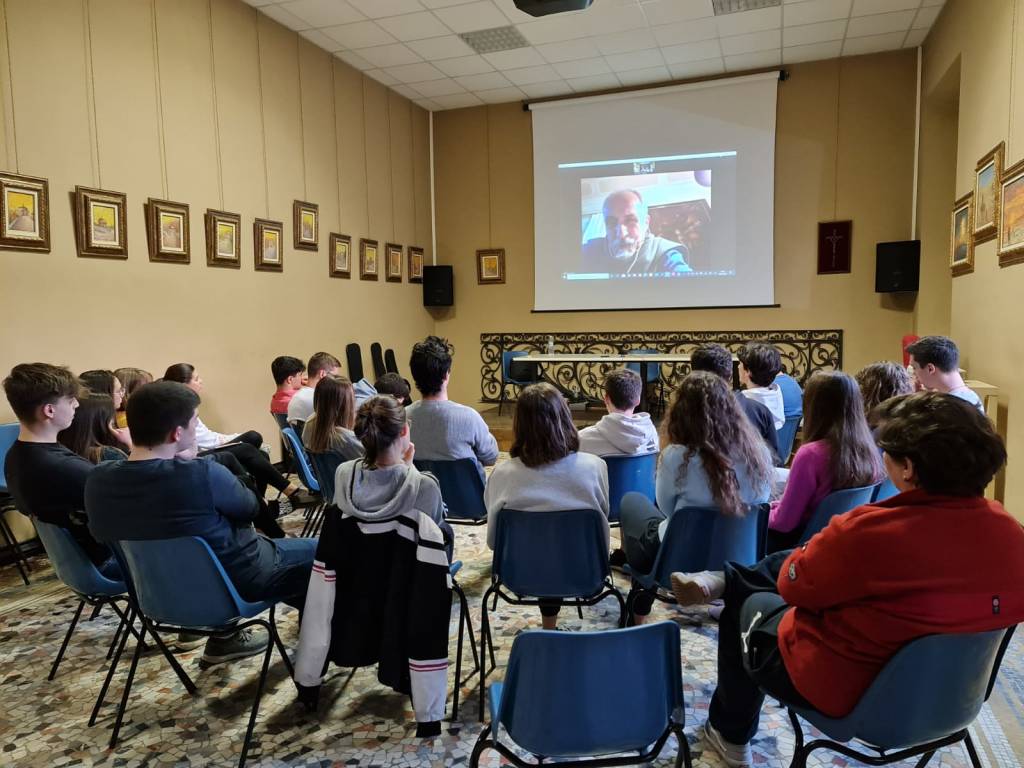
[769,439,832,533]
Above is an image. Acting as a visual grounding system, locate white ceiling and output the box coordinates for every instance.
[242,0,945,111]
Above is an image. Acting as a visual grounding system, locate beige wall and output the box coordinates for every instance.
[0,0,434,459]
[919,0,1024,511]
[432,52,919,405]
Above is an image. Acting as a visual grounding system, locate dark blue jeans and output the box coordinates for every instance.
[255,537,318,611]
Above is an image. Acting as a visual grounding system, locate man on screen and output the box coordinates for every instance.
[581,189,692,275]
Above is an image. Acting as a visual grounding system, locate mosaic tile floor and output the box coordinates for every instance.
[1,507,1022,768]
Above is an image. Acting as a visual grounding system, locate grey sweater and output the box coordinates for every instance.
[406,399,499,478]
[302,417,365,461]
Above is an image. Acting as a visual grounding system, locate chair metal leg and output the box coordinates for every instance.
[462,593,480,677]
[49,599,86,680]
[146,625,197,694]
[576,600,584,620]
[674,726,693,768]
[610,582,627,628]
[964,732,984,768]
[269,606,294,679]
[109,624,148,748]
[0,512,30,585]
[787,709,808,768]
[238,620,275,768]
[105,603,128,661]
[451,586,465,721]
[469,723,493,768]
[914,749,937,768]
[498,387,505,416]
[88,602,103,621]
[91,607,134,726]
[478,584,497,723]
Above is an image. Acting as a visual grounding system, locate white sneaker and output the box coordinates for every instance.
[703,721,751,767]
[670,570,726,606]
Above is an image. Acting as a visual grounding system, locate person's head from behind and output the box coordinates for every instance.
[80,369,124,410]
[114,367,153,411]
[855,362,914,423]
[690,343,734,383]
[163,363,202,393]
[374,372,411,405]
[737,342,781,389]
[271,356,305,391]
[802,371,880,487]
[306,352,341,386]
[354,395,408,468]
[409,335,452,397]
[57,393,120,463]
[602,189,649,262]
[3,363,81,432]
[126,381,200,451]
[663,371,771,517]
[603,368,642,415]
[906,335,960,390]
[877,392,1005,496]
[510,382,578,468]
[307,374,356,454]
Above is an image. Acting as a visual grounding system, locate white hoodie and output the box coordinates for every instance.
[577,412,660,457]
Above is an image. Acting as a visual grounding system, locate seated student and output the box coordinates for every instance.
[698,392,1024,768]
[619,372,771,624]
[690,344,780,465]
[85,381,317,664]
[58,393,128,463]
[406,336,498,480]
[113,367,152,429]
[287,352,341,425]
[302,374,364,461]
[774,371,803,420]
[484,383,609,629]
[80,369,132,449]
[855,361,914,427]
[906,335,985,413]
[737,342,785,429]
[294,394,453,737]
[2,363,113,570]
[578,368,659,456]
[765,371,881,552]
[269,356,305,419]
[374,372,412,407]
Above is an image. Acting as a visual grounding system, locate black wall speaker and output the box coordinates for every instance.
[423,265,454,306]
[875,240,920,293]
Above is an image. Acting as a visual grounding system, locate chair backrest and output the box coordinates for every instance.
[119,536,252,627]
[776,415,801,465]
[625,348,660,383]
[34,518,125,598]
[413,458,487,521]
[603,452,657,523]
[345,343,364,382]
[649,505,763,587]
[370,342,386,380]
[309,451,344,502]
[281,427,321,494]
[272,412,289,431]
[498,623,683,758]
[384,348,399,375]
[501,349,533,384]
[492,508,609,598]
[798,484,876,544]
[0,422,19,491]
[871,477,899,503]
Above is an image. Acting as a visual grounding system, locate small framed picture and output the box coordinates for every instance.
[385,242,403,282]
[254,218,284,272]
[74,186,127,259]
[360,238,378,281]
[293,200,318,250]
[205,209,241,268]
[408,245,424,283]
[817,220,852,274]
[951,192,974,276]
[999,159,1024,267]
[144,198,189,264]
[973,142,1004,244]
[476,247,505,284]
[0,172,50,252]
[329,233,351,278]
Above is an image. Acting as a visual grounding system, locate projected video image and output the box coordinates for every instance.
[580,170,712,276]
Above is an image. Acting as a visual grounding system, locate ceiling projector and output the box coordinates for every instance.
[513,0,594,16]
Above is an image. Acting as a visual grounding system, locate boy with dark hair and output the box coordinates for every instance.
[86,381,317,665]
[691,344,781,465]
[374,372,412,406]
[270,356,305,416]
[2,363,112,568]
[906,335,984,412]
[405,336,498,480]
[578,368,658,456]
[737,342,785,429]
[287,351,341,424]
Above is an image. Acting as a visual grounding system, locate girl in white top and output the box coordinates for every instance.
[484,382,609,629]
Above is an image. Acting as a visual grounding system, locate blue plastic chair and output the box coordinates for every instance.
[308,451,344,506]
[872,477,900,503]
[604,452,658,525]
[499,350,538,415]
[625,503,767,620]
[471,622,691,768]
[626,348,664,413]
[447,559,481,721]
[281,426,326,537]
[0,421,31,584]
[780,627,1016,768]
[798,484,876,544]
[102,536,294,767]
[479,508,626,721]
[777,414,801,465]
[414,457,487,525]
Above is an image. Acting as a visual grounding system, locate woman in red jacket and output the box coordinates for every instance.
[702,391,1024,767]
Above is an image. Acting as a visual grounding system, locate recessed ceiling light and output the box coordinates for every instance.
[459,25,531,55]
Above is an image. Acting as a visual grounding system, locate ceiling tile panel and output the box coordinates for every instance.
[432,55,496,76]
[406,35,476,60]
[431,1,509,33]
